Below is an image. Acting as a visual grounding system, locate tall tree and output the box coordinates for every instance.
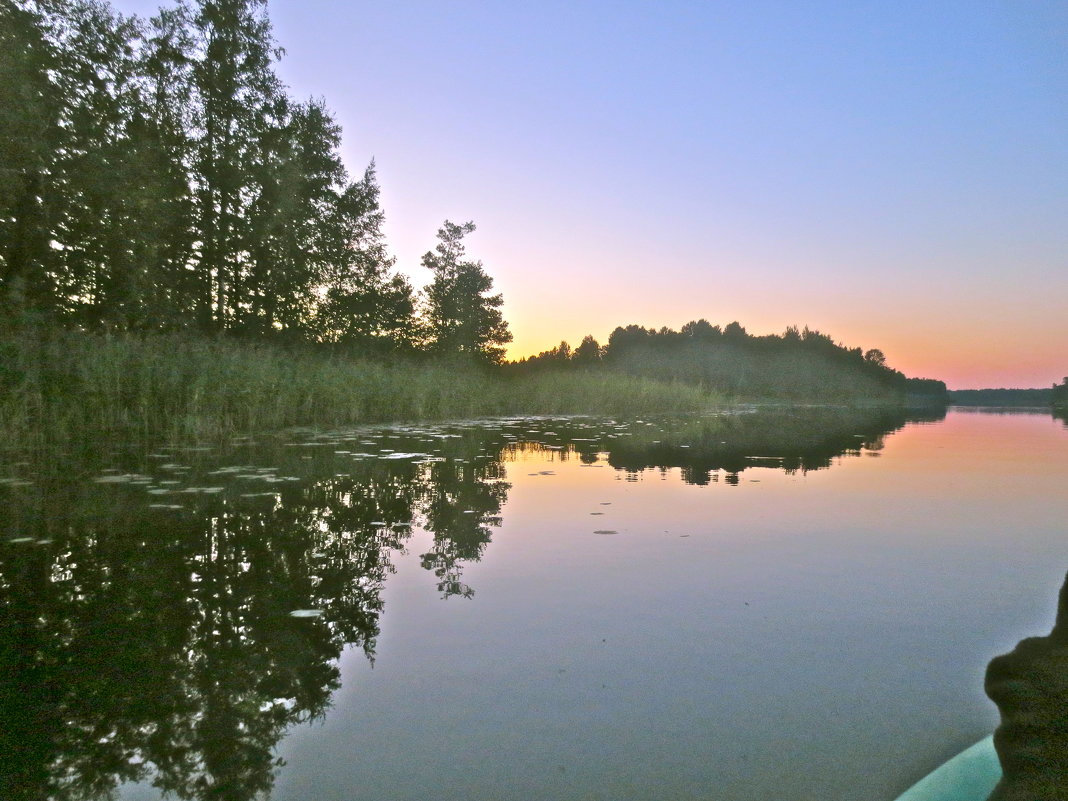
[130,0,200,329]
[244,97,347,337]
[191,0,282,331]
[0,0,60,319]
[317,162,414,351]
[421,220,511,364]
[26,0,146,328]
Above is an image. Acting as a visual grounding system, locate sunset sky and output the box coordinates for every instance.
[115,0,1068,389]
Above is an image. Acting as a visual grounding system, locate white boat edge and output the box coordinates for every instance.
[893,736,1001,801]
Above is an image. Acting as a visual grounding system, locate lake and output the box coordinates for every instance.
[2,407,1066,801]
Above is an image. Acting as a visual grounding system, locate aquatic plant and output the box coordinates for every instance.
[0,331,718,452]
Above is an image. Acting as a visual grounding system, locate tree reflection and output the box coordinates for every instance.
[568,407,946,485]
[416,428,510,599]
[0,428,509,801]
[0,408,936,799]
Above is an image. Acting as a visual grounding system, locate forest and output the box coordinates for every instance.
[1053,379,1068,410]
[947,388,1053,407]
[510,321,947,403]
[1,0,509,359]
[1,0,950,451]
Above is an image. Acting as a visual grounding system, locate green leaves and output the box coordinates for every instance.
[422,220,512,364]
[0,1,507,360]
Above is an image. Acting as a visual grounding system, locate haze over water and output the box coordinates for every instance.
[2,407,1066,800]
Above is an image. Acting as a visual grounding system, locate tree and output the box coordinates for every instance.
[572,335,602,365]
[0,0,60,319]
[421,220,511,363]
[863,348,887,367]
[191,0,283,331]
[22,0,150,328]
[1053,377,1068,410]
[316,162,414,351]
[243,96,345,337]
[723,320,747,339]
[131,0,201,329]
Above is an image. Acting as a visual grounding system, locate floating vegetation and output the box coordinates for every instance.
[92,474,142,484]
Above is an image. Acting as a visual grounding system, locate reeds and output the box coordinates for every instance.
[0,332,719,452]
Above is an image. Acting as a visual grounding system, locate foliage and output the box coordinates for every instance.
[0,330,715,451]
[509,320,946,403]
[0,0,428,352]
[1052,378,1068,410]
[0,423,509,800]
[948,388,1053,407]
[0,0,944,423]
[421,220,512,364]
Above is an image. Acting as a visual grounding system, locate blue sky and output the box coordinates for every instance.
[114,0,1068,387]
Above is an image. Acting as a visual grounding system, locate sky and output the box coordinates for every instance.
[114,0,1068,389]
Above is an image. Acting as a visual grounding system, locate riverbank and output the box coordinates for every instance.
[0,332,721,452]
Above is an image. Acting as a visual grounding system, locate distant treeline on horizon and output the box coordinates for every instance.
[948,388,1054,407]
[1051,380,1068,410]
[508,320,948,403]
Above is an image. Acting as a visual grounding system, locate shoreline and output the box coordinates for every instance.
[0,330,927,453]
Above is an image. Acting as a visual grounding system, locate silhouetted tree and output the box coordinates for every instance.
[421,220,511,363]
[1052,378,1068,410]
[316,162,415,350]
[0,0,61,319]
[191,0,283,331]
[1,1,513,359]
[135,0,201,328]
[594,318,912,401]
[723,320,747,339]
[572,334,602,365]
[863,348,886,367]
[12,0,144,326]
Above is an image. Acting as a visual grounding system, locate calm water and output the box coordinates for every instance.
[2,407,1066,801]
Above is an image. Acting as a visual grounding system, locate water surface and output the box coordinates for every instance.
[2,407,1066,800]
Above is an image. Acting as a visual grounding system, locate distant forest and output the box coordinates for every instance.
[1,0,511,361]
[1053,379,1068,410]
[509,321,947,403]
[948,388,1053,407]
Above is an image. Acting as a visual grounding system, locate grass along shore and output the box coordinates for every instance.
[0,332,720,452]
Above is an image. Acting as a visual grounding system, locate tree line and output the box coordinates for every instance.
[947,388,1053,407]
[1,0,956,394]
[510,320,948,402]
[1053,378,1068,410]
[0,0,511,361]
